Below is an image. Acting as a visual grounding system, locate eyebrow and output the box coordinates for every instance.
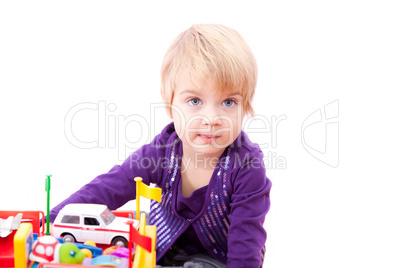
[228,93,243,98]
[179,89,200,95]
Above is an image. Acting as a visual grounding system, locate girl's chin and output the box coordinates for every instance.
[187,147,226,158]
[181,137,230,156]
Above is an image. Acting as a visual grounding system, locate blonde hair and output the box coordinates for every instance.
[160,24,258,116]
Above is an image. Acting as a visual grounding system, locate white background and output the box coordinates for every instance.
[1,1,401,267]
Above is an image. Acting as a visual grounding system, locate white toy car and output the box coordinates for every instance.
[52,203,139,247]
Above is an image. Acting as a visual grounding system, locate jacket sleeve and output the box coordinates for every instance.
[227,149,272,267]
[49,132,168,222]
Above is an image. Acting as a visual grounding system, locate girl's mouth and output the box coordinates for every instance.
[198,134,218,142]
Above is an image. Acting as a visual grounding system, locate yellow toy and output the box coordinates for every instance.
[84,241,96,247]
[131,177,160,268]
[133,213,157,268]
[13,223,33,268]
[81,248,93,258]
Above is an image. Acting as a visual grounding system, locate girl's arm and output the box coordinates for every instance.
[49,132,169,222]
[227,149,272,267]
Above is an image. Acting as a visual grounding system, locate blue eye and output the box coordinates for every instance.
[188,98,202,106]
[70,250,77,257]
[222,99,236,107]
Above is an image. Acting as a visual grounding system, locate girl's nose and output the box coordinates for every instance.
[202,115,223,126]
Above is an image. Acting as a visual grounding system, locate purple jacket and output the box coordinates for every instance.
[50,122,271,267]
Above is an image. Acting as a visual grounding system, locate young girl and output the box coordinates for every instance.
[50,24,272,268]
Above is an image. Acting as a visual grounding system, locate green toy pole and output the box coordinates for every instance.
[45,175,52,235]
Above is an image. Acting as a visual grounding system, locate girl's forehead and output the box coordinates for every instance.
[176,76,242,96]
[176,75,212,89]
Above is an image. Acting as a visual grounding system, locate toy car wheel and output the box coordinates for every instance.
[62,233,76,243]
[112,236,128,247]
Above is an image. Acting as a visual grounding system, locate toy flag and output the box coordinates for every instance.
[128,222,152,253]
[45,175,52,235]
[126,219,152,268]
[135,177,162,202]
[134,177,161,221]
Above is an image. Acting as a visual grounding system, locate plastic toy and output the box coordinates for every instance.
[103,245,119,255]
[81,248,93,258]
[132,213,156,268]
[29,237,85,266]
[37,263,95,268]
[0,214,34,268]
[84,240,97,247]
[0,213,22,238]
[3,176,161,268]
[45,175,52,235]
[52,203,139,247]
[14,222,34,268]
[90,255,123,266]
[111,247,135,258]
[58,243,85,264]
[111,210,135,219]
[128,177,161,268]
[74,243,103,257]
[0,210,45,236]
[134,177,161,221]
[29,236,60,263]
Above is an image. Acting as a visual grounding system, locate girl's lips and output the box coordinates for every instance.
[198,134,218,142]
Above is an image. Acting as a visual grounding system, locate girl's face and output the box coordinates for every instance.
[169,77,244,160]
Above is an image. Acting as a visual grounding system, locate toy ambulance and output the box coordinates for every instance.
[52,204,139,247]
